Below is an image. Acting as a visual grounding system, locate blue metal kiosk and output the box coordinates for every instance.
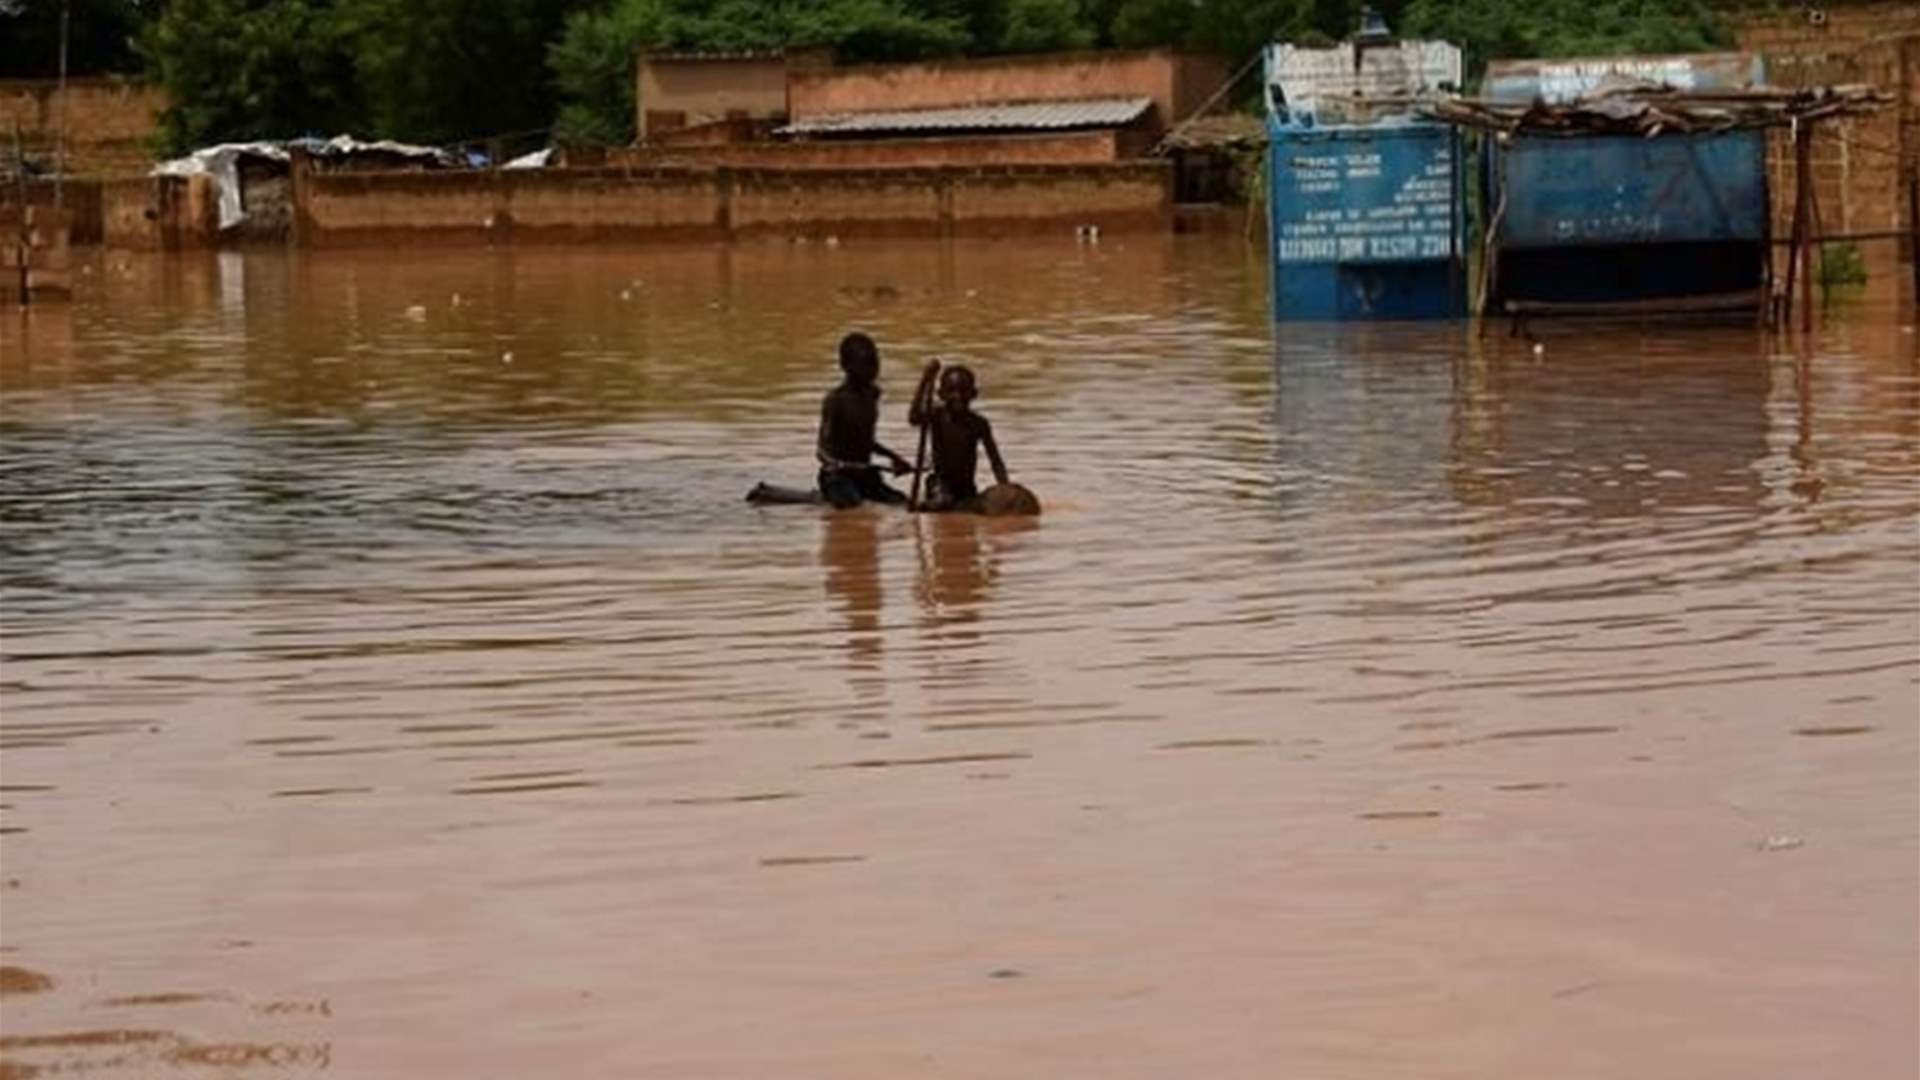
[1265,24,1465,320]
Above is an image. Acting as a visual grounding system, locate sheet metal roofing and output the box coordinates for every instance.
[778,96,1153,136]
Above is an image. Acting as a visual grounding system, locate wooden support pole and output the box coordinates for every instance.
[1808,135,1829,333]
[1476,140,1507,338]
[1801,141,1816,335]
[1781,119,1808,330]
[10,120,26,308]
[54,0,69,210]
[1793,120,1815,333]
[1908,172,1918,309]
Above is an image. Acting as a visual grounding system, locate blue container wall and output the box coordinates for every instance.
[1269,125,1464,320]
[1496,131,1769,248]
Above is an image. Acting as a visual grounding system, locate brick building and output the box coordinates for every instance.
[628,48,1228,171]
[0,77,165,177]
[1733,2,1918,256]
[636,50,832,142]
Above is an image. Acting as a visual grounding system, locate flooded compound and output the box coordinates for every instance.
[1,236,1916,1079]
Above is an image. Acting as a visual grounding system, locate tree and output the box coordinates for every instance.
[0,0,167,77]
[998,0,1093,54]
[548,0,671,145]
[0,0,157,78]
[548,0,970,146]
[139,0,361,154]
[787,0,970,63]
[340,0,591,146]
[1401,0,1731,86]
[1109,0,1311,62]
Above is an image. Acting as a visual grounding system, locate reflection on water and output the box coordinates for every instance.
[2,238,1917,1079]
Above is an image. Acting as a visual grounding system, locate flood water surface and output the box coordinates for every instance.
[2,238,1917,1078]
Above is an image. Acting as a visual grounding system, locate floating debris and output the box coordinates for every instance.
[759,855,864,867]
[0,966,54,996]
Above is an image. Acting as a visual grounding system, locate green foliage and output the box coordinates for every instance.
[547,0,971,146]
[1401,0,1732,86]
[340,0,584,145]
[1110,0,1312,62]
[549,0,671,145]
[786,0,971,62]
[130,0,1744,154]
[998,0,1094,54]
[139,0,362,155]
[1817,242,1868,287]
[0,0,151,78]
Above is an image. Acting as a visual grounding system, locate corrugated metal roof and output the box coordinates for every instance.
[778,97,1152,136]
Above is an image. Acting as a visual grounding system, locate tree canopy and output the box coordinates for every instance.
[0,0,155,78]
[1401,0,1732,84]
[10,0,1734,154]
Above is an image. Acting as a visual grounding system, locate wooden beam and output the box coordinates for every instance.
[1503,288,1766,318]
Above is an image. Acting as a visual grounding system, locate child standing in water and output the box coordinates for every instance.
[909,361,1010,513]
[816,332,914,509]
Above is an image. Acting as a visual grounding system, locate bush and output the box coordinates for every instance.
[1817,242,1868,287]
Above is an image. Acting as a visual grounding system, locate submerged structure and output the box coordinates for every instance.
[1475,53,1771,317]
[1263,16,1465,320]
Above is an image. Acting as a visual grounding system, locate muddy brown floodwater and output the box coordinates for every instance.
[1,236,1916,1079]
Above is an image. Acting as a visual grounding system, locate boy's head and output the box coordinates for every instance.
[937,364,978,409]
[839,332,880,386]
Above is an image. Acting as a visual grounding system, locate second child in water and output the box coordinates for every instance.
[909,361,1010,513]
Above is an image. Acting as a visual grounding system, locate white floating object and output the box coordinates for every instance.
[501,350,514,364]
[619,289,632,301]
[1756,835,1804,853]
[1531,342,1545,357]
[824,235,840,248]
[405,305,427,321]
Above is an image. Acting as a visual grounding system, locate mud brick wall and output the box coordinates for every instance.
[0,77,166,177]
[293,167,725,245]
[787,50,1228,135]
[0,179,104,244]
[728,168,942,236]
[947,163,1170,234]
[1736,5,1918,244]
[503,169,726,241]
[287,162,1169,246]
[607,131,1125,171]
[101,175,217,250]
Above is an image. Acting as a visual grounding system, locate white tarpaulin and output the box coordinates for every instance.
[152,142,287,231]
[502,148,552,170]
[152,136,454,231]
